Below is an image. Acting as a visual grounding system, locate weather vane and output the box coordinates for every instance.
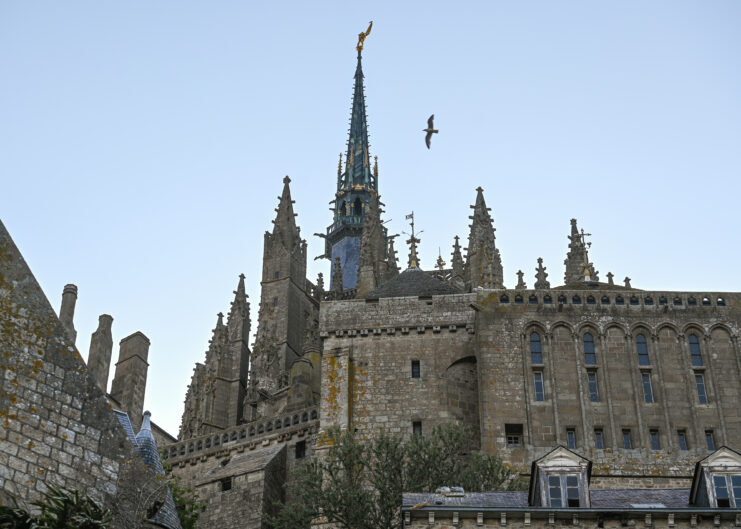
[356,21,373,52]
[403,212,423,269]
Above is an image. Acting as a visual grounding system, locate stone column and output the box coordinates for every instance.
[87,314,114,393]
[59,284,78,344]
[110,331,150,429]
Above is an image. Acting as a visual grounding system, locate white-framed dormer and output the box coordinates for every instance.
[528,446,592,508]
[690,446,741,508]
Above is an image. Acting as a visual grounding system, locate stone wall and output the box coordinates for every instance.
[0,221,167,528]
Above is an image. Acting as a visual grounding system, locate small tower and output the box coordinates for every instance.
[464,187,504,289]
[110,331,150,429]
[357,193,386,295]
[324,44,381,290]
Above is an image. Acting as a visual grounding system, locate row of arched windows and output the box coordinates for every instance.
[528,331,705,368]
[163,409,319,460]
[504,294,726,307]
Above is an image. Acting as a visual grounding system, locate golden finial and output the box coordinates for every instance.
[356,21,373,52]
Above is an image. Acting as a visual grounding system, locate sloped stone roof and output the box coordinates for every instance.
[199,443,285,485]
[364,268,462,299]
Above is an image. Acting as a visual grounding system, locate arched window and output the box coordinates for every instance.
[530,332,543,364]
[529,294,538,304]
[583,333,596,365]
[636,334,649,366]
[717,297,726,306]
[302,412,309,422]
[630,296,639,306]
[514,294,523,304]
[249,427,255,436]
[353,198,362,217]
[615,296,624,305]
[258,424,264,434]
[197,440,202,451]
[558,295,567,304]
[689,334,703,367]
[644,297,654,306]
[544,295,553,304]
[293,415,299,425]
[284,418,290,428]
[311,410,318,420]
[275,420,282,430]
[601,296,610,305]
[572,295,582,305]
[500,294,510,303]
[688,297,697,306]
[586,295,596,305]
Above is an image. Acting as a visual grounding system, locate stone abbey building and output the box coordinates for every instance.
[157,43,741,528]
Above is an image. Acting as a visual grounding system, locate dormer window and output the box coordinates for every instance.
[548,475,581,507]
[713,475,741,507]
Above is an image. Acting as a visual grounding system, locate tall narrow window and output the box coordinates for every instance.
[411,360,420,379]
[706,430,716,450]
[587,372,599,402]
[689,334,703,367]
[594,429,604,449]
[714,476,731,507]
[272,297,278,307]
[295,440,306,459]
[636,334,650,366]
[678,430,689,450]
[622,429,633,449]
[533,372,545,402]
[548,475,581,508]
[412,421,422,437]
[567,429,576,449]
[642,373,654,403]
[650,429,660,450]
[530,332,543,364]
[696,374,708,404]
[583,333,596,365]
[548,475,563,507]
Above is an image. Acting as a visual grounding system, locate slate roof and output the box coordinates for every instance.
[403,489,692,510]
[199,443,285,485]
[364,267,462,299]
[115,411,183,529]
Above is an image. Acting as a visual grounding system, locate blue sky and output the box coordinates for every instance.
[2,1,739,435]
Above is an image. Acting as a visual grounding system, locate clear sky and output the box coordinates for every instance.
[2,1,739,436]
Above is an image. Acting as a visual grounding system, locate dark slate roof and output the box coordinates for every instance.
[199,443,285,485]
[364,267,462,299]
[115,411,182,529]
[553,281,634,291]
[403,489,691,510]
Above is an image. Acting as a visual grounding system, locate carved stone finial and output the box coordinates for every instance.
[607,272,614,286]
[624,277,632,289]
[316,273,324,292]
[534,257,550,289]
[436,251,446,273]
[516,270,526,290]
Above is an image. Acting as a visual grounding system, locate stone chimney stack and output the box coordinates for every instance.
[110,331,150,429]
[59,284,78,344]
[87,314,114,393]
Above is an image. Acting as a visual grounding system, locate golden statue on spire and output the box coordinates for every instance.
[356,21,373,52]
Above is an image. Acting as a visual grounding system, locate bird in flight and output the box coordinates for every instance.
[424,114,438,149]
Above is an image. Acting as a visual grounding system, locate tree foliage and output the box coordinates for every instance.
[266,424,525,529]
[165,469,206,529]
[0,485,111,529]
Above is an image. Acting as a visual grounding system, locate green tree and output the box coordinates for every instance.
[165,470,206,529]
[0,485,111,529]
[266,424,524,529]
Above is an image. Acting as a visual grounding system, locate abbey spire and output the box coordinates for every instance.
[464,187,504,289]
[564,218,598,284]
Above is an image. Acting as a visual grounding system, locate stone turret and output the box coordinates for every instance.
[110,331,150,429]
[564,218,598,284]
[464,187,504,289]
[87,314,113,392]
[59,283,77,344]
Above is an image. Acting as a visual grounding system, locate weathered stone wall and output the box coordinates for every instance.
[319,294,477,440]
[0,221,167,528]
[475,289,741,478]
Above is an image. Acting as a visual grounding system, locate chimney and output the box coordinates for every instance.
[59,284,78,344]
[110,331,150,429]
[87,314,114,392]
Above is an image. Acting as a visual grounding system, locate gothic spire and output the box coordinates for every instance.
[343,49,373,190]
[272,176,301,251]
[386,236,400,278]
[464,187,503,289]
[563,218,598,284]
[226,274,250,341]
[451,235,464,283]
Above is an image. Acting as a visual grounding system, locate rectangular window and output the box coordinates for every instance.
[650,429,660,450]
[505,424,523,447]
[548,475,562,507]
[548,475,581,508]
[642,373,654,403]
[567,428,576,449]
[411,360,420,379]
[587,372,599,402]
[678,430,689,451]
[714,476,730,507]
[221,477,232,492]
[533,372,545,401]
[412,421,422,437]
[594,429,604,449]
[622,429,633,449]
[566,475,580,507]
[696,374,708,404]
[274,271,280,279]
[295,440,306,459]
[272,297,279,307]
[706,430,716,451]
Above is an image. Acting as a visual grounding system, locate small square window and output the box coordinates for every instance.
[505,424,523,447]
[411,360,420,379]
[622,429,633,450]
[295,440,306,459]
[650,429,660,450]
[678,430,689,451]
[594,429,604,449]
[221,477,232,492]
[412,421,422,436]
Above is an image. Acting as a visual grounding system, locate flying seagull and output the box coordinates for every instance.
[423,114,438,149]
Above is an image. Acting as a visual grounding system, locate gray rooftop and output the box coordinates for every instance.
[364,267,462,299]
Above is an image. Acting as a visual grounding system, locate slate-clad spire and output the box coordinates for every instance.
[564,218,598,284]
[464,187,504,289]
[344,50,373,190]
